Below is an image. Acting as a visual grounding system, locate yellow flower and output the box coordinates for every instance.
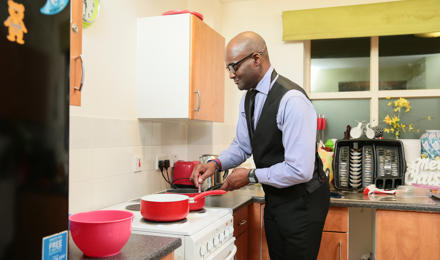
[381,97,426,139]
[428,116,432,120]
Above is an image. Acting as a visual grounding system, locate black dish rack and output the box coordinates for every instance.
[333,139,406,191]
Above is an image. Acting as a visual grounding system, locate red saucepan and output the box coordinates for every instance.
[140,190,226,222]
[166,188,221,211]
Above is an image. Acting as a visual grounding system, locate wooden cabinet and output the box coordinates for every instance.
[317,207,349,260]
[376,209,440,260]
[136,13,225,122]
[70,0,83,106]
[160,252,174,260]
[248,202,270,260]
[234,204,249,260]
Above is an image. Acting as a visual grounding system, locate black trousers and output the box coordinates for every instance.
[264,181,330,260]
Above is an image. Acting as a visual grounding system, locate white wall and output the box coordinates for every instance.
[69,0,224,213]
[69,0,394,213]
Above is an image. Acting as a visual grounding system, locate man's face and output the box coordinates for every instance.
[225,49,259,91]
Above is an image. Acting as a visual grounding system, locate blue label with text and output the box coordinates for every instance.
[42,231,67,260]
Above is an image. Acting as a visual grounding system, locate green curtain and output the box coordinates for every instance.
[282,0,440,41]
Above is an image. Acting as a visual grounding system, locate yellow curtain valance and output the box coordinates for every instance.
[282,0,440,41]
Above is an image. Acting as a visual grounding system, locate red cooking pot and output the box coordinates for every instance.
[140,190,225,222]
[166,188,217,211]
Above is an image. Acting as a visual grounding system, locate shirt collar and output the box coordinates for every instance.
[255,66,274,95]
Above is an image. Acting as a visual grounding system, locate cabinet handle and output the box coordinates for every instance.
[338,241,341,260]
[73,55,84,92]
[239,219,247,226]
[194,90,201,112]
[71,23,79,34]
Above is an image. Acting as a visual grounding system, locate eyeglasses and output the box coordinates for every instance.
[226,52,255,74]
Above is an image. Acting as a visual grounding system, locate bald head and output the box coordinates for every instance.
[225,32,271,90]
[226,31,269,62]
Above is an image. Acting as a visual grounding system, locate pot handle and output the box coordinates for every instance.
[191,190,226,202]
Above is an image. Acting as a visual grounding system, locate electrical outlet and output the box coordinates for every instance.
[170,154,178,166]
[132,155,143,173]
[155,154,169,170]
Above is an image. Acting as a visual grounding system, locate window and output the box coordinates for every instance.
[307,35,440,140]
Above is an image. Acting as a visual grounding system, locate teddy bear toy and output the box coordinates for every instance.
[4,0,28,45]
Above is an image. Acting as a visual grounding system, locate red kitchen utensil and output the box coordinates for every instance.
[69,210,133,257]
[162,10,204,20]
[166,188,217,211]
[141,190,225,221]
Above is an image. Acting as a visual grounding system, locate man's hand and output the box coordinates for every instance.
[190,161,217,187]
[220,168,251,191]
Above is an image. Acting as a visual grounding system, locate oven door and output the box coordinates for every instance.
[206,237,237,260]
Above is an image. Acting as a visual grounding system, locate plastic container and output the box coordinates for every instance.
[396,185,431,198]
[69,210,133,257]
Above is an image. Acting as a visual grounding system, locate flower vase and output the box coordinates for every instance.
[420,130,440,160]
[399,139,421,162]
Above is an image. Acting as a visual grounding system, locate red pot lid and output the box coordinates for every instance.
[161,10,204,21]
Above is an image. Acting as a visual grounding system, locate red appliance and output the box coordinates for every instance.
[173,160,199,186]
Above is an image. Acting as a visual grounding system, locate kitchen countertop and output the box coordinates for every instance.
[69,233,181,260]
[205,184,440,213]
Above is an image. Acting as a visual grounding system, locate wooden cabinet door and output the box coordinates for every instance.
[234,205,249,260]
[189,15,225,122]
[317,232,348,260]
[323,207,348,232]
[235,230,249,260]
[376,209,440,260]
[70,0,82,106]
[248,203,270,260]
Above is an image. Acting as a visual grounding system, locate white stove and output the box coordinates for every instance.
[104,199,236,260]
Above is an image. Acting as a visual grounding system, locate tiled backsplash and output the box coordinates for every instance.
[69,116,235,213]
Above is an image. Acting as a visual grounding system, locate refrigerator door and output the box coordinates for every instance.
[0,1,70,259]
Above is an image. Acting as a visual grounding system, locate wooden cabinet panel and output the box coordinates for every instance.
[317,232,348,260]
[160,251,174,260]
[248,203,270,260]
[234,205,249,260]
[70,0,82,106]
[189,15,224,122]
[233,204,249,237]
[376,209,440,260]
[235,230,248,260]
[323,207,348,232]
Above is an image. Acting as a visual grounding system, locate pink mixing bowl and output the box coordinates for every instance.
[69,210,134,257]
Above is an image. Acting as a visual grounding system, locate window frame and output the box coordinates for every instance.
[304,36,440,127]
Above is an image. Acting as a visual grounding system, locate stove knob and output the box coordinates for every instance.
[219,232,225,242]
[207,239,213,252]
[224,228,230,238]
[200,244,207,256]
[214,235,220,247]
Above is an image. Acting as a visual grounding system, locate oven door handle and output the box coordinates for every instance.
[225,245,237,260]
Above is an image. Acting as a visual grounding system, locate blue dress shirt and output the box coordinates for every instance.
[218,67,318,188]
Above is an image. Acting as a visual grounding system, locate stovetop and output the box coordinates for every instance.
[104,199,232,236]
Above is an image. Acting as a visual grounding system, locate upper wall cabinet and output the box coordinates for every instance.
[136,14,225,122]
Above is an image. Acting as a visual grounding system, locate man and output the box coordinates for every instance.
[191,31,330,260]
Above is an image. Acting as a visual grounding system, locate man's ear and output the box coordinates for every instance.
[253,53,262,66]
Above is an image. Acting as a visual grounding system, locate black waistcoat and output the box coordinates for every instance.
[245,70,325,200]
